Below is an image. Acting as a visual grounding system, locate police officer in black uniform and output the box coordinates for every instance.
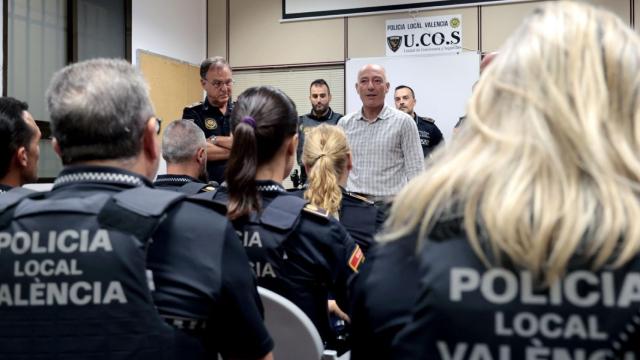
[293,124,385,253]
[0,59,273,360]
[288,185,383,253]
[338,189,385,253]
[349,232,420,360]
[182,56,234,185]
[219,86,363,346]
[394,85,443,158]
[296,79,342,186]
[0,97,40,192]
[386,3,640,359]
[153,119,216,194]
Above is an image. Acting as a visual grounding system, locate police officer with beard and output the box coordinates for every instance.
[154,119,216,194]
[0,59,273,360]
[394,85,443,158]
[296,79,342,186]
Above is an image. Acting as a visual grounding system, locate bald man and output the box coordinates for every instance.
[337,64,423,203]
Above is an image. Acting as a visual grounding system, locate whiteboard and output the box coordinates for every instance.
[346,52,480,141]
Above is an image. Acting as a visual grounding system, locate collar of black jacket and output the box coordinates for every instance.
[52,165,151,190]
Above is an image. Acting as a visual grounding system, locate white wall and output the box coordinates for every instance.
[132,0,206,65]
[346,53,479,141]
[132,0,206,177]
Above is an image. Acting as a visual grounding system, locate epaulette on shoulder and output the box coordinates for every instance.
[344,191,374,205]
[186,101,203,108]
[302,203,330,219]
[201,185,216,192]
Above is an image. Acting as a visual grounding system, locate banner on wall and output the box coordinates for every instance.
[386,15,462,56]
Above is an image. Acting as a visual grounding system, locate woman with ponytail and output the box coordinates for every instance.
[220,86,363,348]
[302,124,384,252]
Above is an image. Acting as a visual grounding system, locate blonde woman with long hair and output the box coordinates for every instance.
[388,2,640,358]
[302,124,384,252]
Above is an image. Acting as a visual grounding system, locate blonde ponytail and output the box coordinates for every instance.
[302,125,350,217]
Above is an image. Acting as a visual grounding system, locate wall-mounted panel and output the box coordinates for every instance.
[131,0,206,65]
[229,0,344,67]
[482,0,630,52]
[208,0,227,58]
[233,66,345,187]
[138,50,202,135]
[347,6,478,59]
[480,1,545,52]
[234,66,344,114]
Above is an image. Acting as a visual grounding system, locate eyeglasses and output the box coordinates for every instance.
[155,117,162,135]
[205,79,234,89]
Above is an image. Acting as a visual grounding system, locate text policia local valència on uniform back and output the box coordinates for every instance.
[438,267,640,359]
[0,229,126,306]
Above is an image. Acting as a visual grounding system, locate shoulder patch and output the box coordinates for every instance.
[303,203,329,219]
[186,101,203,108]
[345,192,374,205]
[348,245,365,272]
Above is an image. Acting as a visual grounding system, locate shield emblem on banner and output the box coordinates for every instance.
[387,36,401,52]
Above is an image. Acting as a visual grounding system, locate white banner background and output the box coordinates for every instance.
[386,15,462,57]
[346,52,480,142]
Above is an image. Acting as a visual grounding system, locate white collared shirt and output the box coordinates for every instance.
[338,104,424,196]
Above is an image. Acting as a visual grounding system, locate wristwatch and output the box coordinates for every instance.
[208,135,217,145]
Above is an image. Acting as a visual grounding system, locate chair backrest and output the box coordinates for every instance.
[258,286,324,360]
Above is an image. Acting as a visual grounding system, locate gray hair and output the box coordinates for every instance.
[46,58,154,165]
[200,56,230,79]
[162,119,206,163]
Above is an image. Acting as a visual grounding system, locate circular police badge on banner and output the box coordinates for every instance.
[205,118,217,130]
[451,18,461,28]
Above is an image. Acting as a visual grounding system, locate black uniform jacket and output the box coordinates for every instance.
[349,233,420,360]
[214,180,362,342]
[182,99,232,184]
[153,174,215,194]
[414,114,444,158]
[288,186,385,254]
[297,108,342,165]
[4,166,273,359]
[393,219,640,359]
